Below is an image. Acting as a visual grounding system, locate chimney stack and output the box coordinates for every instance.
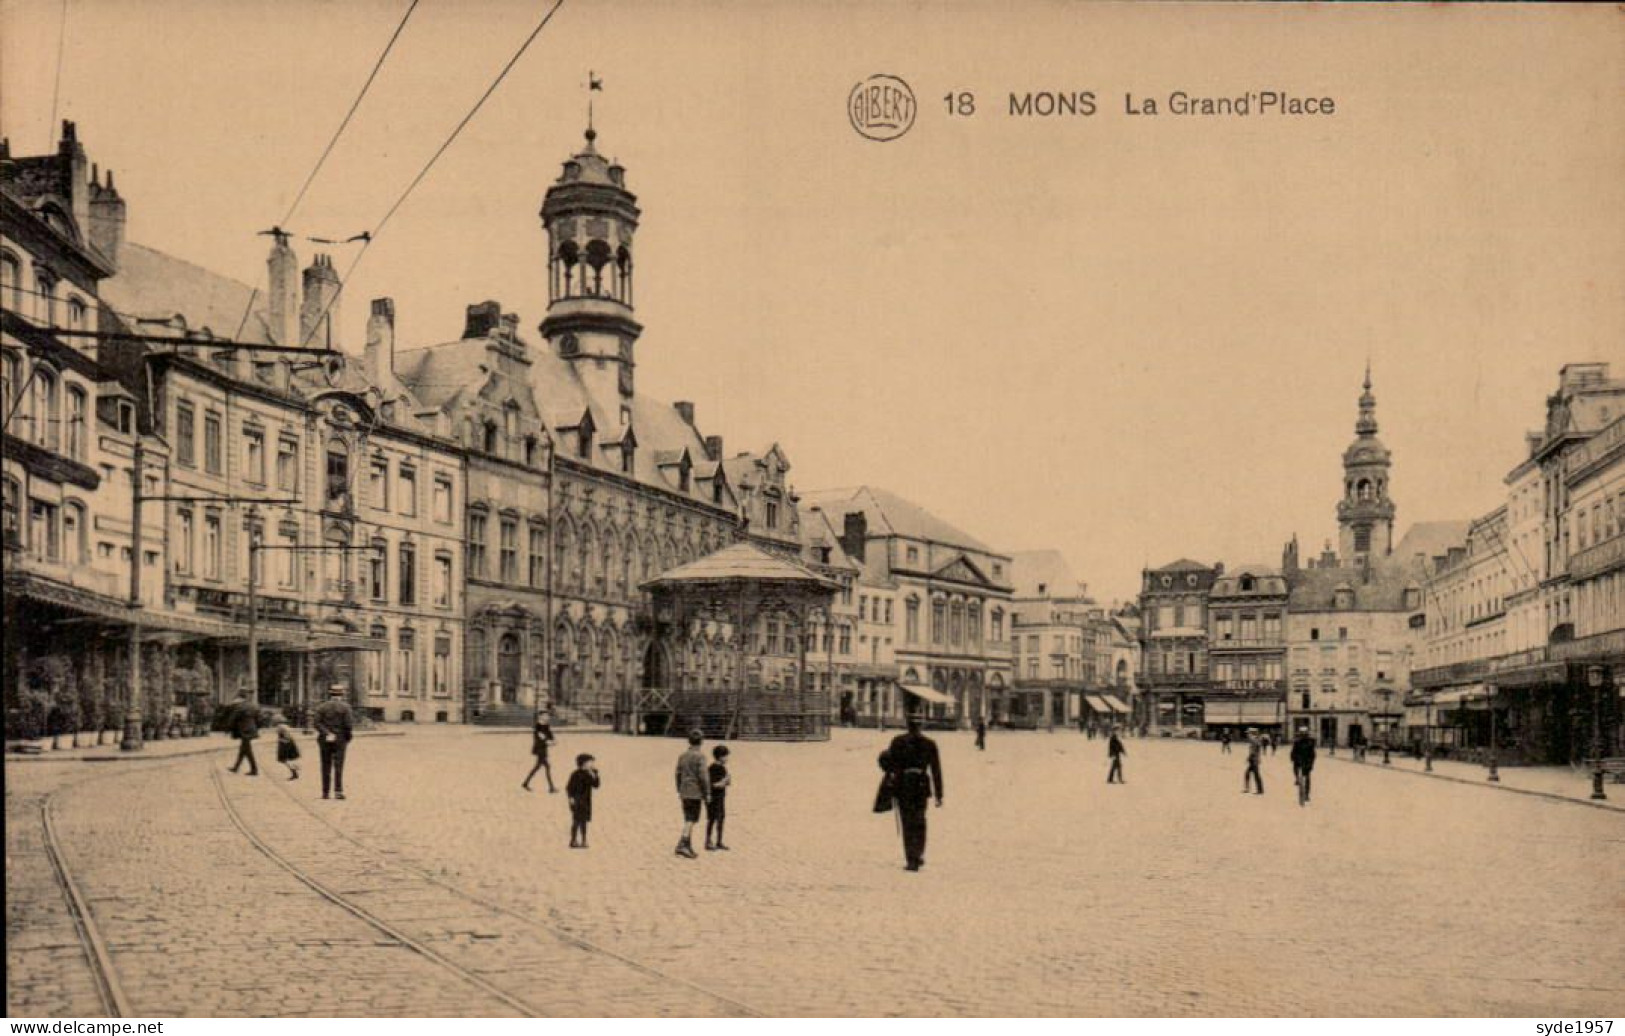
[87,166,126,271]
[365,298,395,388]
[674,401,695,426]
[299,254,341,349]
[839,511,868,564]
[462,300,501,339]
[703,435,723,461]
[266,233,299,347]
[499,312,520,341]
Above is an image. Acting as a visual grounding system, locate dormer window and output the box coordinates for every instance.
[621,442,634,474]
[524,436,539,467]
[1240,575,1255,592]
[483,421,500,455]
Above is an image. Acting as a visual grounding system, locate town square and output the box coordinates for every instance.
[4,1,1624,1021]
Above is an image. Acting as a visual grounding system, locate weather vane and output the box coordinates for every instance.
[587,71,603,133]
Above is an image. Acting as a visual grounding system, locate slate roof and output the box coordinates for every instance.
[1287,522,1467,612]
[641,541,838,590]
[1152,558,1213,573]
[797,506,861,574]
[1010,549,1082,599]
[101,242,277,345]
[800,486,999,556]
[397,330,736,510]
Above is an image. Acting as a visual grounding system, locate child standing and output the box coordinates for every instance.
[704,745,732,850]
[275,719,301,781]
[566,753,599,848]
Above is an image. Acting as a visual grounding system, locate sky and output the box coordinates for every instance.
[3,0,1621,603]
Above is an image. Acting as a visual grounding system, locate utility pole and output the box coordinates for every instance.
[122,437,145,751]
[247,507,261,706]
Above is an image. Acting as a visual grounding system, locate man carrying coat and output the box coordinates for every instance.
[227,691,260,776]
[312,684,355,800]
[884,708,944,872]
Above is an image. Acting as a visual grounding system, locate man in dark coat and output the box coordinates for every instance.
[884,709,943,871]
[227,692,260,776]
[312,685,355,800]
[1291,730,1318,805]
[974,716,987,751]
[1106,729,1126,783]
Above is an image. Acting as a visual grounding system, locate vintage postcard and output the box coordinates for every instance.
[3,0,1621,1022]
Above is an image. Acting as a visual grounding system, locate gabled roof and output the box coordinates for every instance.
[797,506,861,573]
[1010,549,1081,598]
[101,242,276,345]
[641,541,838,591]
[800,485,999,555]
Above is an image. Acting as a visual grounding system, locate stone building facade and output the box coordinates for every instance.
[804,486,1013,726]
[1138,559,1218,734]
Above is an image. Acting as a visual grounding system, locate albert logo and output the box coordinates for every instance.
[849,74,916,142]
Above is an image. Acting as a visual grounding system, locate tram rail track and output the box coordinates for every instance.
[222,764,762,1017]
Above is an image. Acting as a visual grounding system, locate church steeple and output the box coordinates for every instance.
[538,114,642,407]
[1337,366,1395,563]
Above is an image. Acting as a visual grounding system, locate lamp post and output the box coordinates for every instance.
[1379,686,1393,765]
[1589,665,1608,801]
[1486,685,1499,782]
[1424,694,1434,772]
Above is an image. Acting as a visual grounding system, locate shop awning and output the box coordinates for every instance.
[897,683,954,706]
[1084,694,1112,713]
[1433,685,1490,707]
[1104,697,1130,714]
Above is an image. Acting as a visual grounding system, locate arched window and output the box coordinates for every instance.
[483,420,500,456]
[62,501,86,566]
[554,518,574,590]
[66,296,87,331]
[585,239,613,296]
[615,246,632,304]
[1,349,19,417]
[905,596,920,643]
[35,269,57,325]
[0,252,20,313]
[967,601,982,647]
[556,240,581,297]
[578,521,596,591]
[931,598,946,645]
[32,366,59,449]
[1357,479,1372,502]
[65,386,87,459]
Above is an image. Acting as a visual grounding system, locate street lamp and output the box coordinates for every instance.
[1588,665,1608,802]
[1486,685,1499,783]
[1424,694,1434,773]
[1378,686,1393,765]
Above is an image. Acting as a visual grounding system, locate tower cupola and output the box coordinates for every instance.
[1336,364,1396,562]
[539,126,642,406]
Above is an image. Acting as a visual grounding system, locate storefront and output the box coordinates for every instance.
[1204,696,1284,739]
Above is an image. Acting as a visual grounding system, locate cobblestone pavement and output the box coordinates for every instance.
[8,728,1623,1017]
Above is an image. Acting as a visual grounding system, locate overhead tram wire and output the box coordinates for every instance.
[279,0,423,230]
[297,0,569,350]
[227,0,422,346]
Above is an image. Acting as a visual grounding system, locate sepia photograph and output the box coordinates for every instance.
[2,0,1622,1022]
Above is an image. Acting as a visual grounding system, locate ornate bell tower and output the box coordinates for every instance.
[1337,365,1395,563]
[538,126,642,409]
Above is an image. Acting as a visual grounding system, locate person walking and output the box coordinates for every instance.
[674,729,710,859]
[1243,734,1265,794]
[274,718,301,781]
[705,745,732,851]
[1106,729,1126,784]
[1220,730,1233,754]
[521,710,557,793]
[974,716,987,751]
[227,692,261,776]
[883,708,943,872]
[566,753,599,848]
[1291,729,1317,806]
[312,684,354,801]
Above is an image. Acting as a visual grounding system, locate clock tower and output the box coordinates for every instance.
[539,126,642,411]
[1337,365,1395,562]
